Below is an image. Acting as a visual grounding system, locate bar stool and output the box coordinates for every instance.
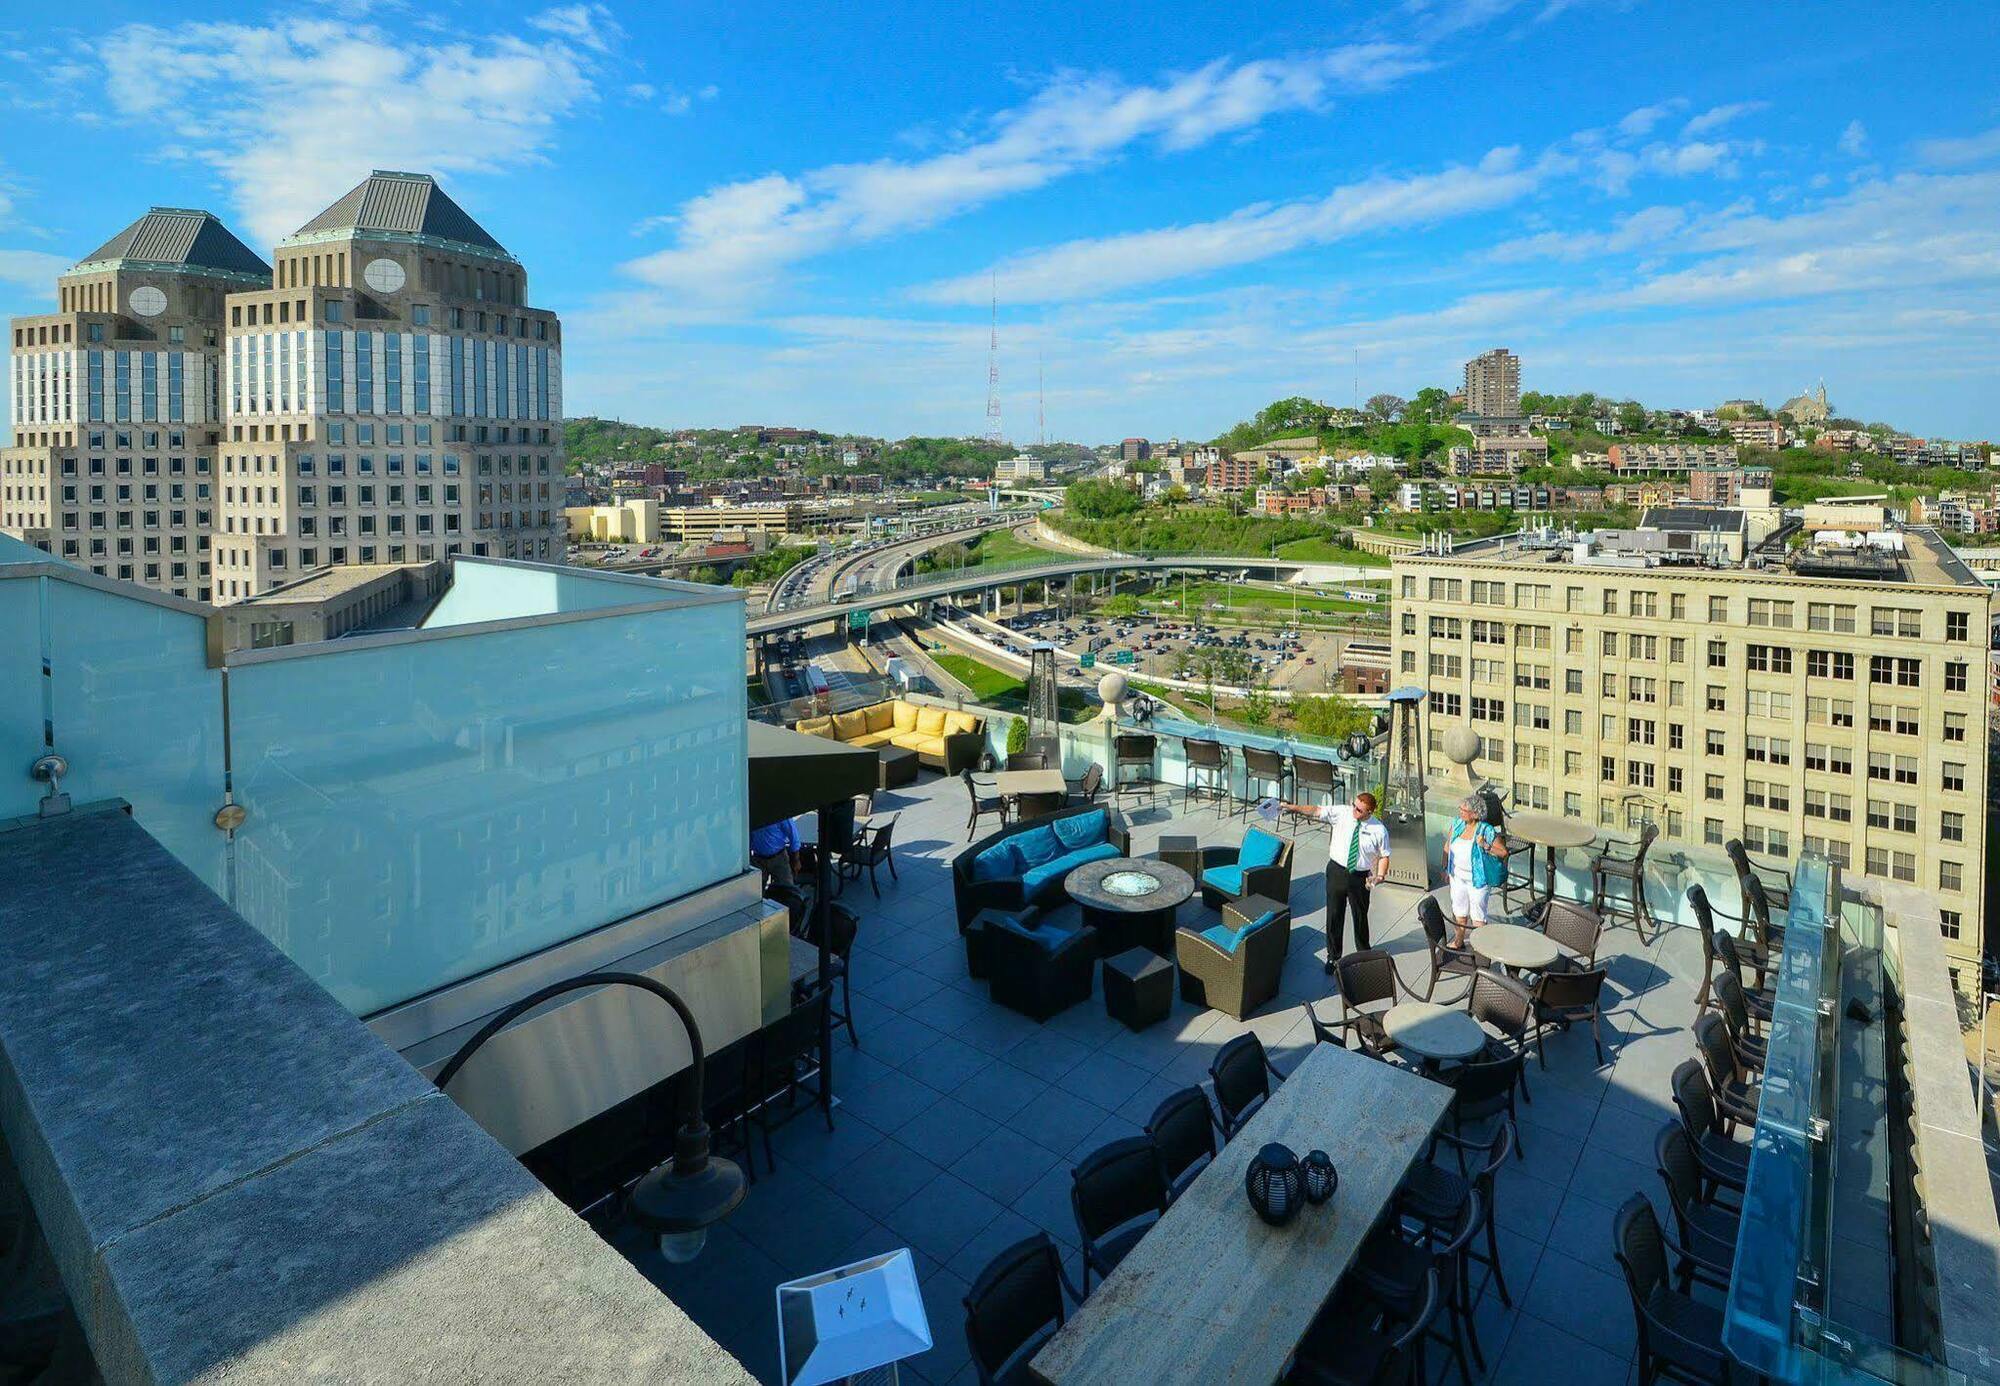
[1287,756,1336,834]
[1182,738,1229,816]
[1238,744,1288,819]
[1113,733,1158,805]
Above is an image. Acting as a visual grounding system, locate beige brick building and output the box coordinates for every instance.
[1391,508,1992,992]
[3,208,269,599]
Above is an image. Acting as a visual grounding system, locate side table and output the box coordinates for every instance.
[1103,946,1174,1031]
[1155,834,1202,878]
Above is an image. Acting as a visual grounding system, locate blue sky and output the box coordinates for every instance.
[3,0,1998,443]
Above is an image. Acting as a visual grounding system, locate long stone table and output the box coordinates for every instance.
[1031,1041,1452,1385]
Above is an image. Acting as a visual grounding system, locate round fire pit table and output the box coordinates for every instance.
[1065,858,1195,957]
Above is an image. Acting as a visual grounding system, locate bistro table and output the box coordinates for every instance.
[1030,1042,1453,1386]
[1471,921,1559,974]
[1384,1001,1488,1068]
[1065,857,1195,956]
[983,768,1070,819]
[1505,812,1597,909]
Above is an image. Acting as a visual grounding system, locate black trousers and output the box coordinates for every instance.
[1323,863,1372,967]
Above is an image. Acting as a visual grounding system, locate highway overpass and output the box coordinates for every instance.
[745,551,1385,637]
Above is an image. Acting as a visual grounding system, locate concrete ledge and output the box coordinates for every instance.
[0,804,752,1384]
[1863,878,2000,1383]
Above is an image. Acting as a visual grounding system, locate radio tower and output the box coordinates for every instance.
[1037,351,1046,447]
[983,274,1003,444]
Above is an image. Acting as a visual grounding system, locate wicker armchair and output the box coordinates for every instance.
[1196,827,1293,910]
[986,916,1099,1020]
[1174,896,1291,1019]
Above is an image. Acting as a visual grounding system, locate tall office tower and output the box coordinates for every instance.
[210,171,563,599]
[1390,504,1993,995]
[3,209,268,599]
[1462,348,1521,418]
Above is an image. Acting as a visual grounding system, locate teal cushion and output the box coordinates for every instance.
[1052,809,1108,850]
[1021,842,1124,901]
[1238,828,1284,870]
[992,915,1071,950]
[1202,864,1245,895]
[970,842,1019,883]
[1013,825,1063,869]
[1198,923,1245,953]
[1198,909,1279,955]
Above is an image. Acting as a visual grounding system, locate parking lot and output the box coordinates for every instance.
[965,603,1346,692]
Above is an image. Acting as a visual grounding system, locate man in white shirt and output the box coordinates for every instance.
[1279,790,1390,969]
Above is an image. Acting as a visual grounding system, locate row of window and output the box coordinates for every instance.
[1407,577,1974,643]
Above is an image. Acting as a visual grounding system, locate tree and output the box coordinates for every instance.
[1366,393,1408,423]
[1063,478,1144,520]
[1291,691,1371,741]
[1409,386,1452,422]
[1161,483,1190,507]
[1006,715,1028,756]
[1101,593,1141,619]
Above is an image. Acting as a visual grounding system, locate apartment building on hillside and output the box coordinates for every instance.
[1463,347,1521,417]
[1390,507,1994,994]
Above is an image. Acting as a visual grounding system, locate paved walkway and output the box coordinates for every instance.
[625,773,1713,1384]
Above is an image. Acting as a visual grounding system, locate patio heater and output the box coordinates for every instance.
[1378,687,1430,890]
[1026,641,1060,764]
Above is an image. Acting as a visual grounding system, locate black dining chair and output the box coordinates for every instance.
[1287,1267,1441,1386]
[1654,1123,1742,1277]
[1669,1060,1749,1198]
[962,1231,1081,1386]
[1209,1033,1282,1139]
[1613,1196,1735,1386]
[964,769,1011,839]
[1400,1120,1517,1313]
[1416,896,1479,1003]
[1070,1137,1168,1292]
[837,816,899,899]
[1145,1087,1217,1203]
[1528,967,1609,1068]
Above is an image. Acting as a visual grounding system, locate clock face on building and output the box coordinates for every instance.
[129,286,167,317]
[363,258,407,294]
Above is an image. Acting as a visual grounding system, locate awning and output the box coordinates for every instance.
[746,720,879,827]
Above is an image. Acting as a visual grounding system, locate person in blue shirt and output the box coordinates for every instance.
[750,817,801,888]
[1442,795,1509,948]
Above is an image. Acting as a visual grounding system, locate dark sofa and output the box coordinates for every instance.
[951,804,1132,933]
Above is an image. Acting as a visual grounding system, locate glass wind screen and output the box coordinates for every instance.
[0,577,47,820]
[44,580,227,891]
[226,600,748,1015]
[423,559,688,628]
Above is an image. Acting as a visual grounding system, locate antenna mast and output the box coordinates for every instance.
[1037,351,1046,447]
[984,274,1003,445]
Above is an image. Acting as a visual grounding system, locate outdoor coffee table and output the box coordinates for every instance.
[876,744,918,790]
[1384,1001,1488,1070]
[1102,947,1174,1031]
[1064,858,1194,957]
[1506,812,1597,909]
[1471,922,1559,974]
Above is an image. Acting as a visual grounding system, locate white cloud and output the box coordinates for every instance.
[1488,204,1688,261]
[0,248,67,289]
[1914,126,2000,167]
[621,44,1430,303]
[915,146,1554,305]
[1681,101,1764,136]
[1617,101,1682,138]
[1837,119,1868,158]
[94,10,606,247]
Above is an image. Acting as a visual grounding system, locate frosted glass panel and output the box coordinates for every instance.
[227,601,748,1015]
[0,578,46,820]
[423,560,689,628]
[45,582,226,890]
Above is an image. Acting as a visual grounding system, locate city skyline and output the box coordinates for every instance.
[3,1,1999,442]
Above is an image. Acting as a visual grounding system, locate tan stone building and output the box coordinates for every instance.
[3,208,269,599]
[6,173,565,604]
[1391,510,1992,993]
[211,171,563,599]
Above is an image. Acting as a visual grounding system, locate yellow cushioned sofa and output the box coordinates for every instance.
[794,699,988,775]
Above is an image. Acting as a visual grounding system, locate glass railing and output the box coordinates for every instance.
[0,555,748,1019]
[1723,860,1959,1383]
